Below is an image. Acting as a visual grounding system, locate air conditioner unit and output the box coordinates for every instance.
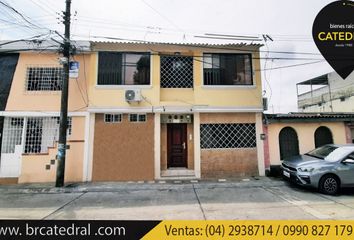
[125,89,142,102]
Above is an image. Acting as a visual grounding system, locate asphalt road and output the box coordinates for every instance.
[1,177,354,220]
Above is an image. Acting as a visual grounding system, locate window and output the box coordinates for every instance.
[203,53,253,85]
[200,123,256,149]
[129,114,146,122]
[160,56,193,88]
[26,67,63,91]
[97,52,150,85]
[24,117,72,154]
[1,117,71,154]
[104,114,122,123]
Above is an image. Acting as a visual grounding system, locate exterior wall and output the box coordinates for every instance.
[18,116,85,183]
[2,43,264,183]
[263,124,270,170]
[200,113,258,178]
[89,43,262,110]
[92,113,154,181]
[161,124,167,170]
[160,123,194,170]
[5,53,91,112]
[19,141,84,183]
[267,121,348,166]
[299,96,354,112]
[299,72,354,112]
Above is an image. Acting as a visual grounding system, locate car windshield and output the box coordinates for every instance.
[325,147,354,162]
[306,145,337,159]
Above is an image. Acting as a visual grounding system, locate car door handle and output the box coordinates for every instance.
[182,142,186,150]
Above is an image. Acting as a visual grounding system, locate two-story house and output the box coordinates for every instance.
[0,40,265,183]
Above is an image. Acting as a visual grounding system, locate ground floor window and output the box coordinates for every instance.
[1,117,72,154]
[104,114,122,123]
[200,123,256,149]
[129,113,146,122]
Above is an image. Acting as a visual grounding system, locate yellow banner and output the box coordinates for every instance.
[143,220,354,240]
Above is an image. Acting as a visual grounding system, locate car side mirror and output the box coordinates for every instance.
[342,159,354,164]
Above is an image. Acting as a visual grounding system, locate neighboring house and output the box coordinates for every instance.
[0,40,266,183]
[263,113,354,175]
[297,71,354,112]
[0,41,91,184]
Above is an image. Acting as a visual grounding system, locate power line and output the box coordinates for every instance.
[29,0,57,16]
[140,0,185,34]
[0,0,47,30]
[37,0,59,14]
[0,33,51,46]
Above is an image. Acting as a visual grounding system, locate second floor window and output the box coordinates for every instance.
[160,56,193,88]
[203,53,253,86]
[98,52,150,85]
[26,67,63,91]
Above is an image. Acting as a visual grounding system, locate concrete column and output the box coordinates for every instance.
[19,117,28,176]
[86,113,95,182]
[193,113,201,178]
[154,113,161,179]
[255,113,265,176]
[82,113,90,182]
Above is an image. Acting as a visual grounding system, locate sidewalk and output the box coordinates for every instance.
[1,177,354,220]
[0,177,283,194]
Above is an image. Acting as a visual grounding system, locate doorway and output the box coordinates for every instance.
[279,127,299,160]
[167,123,187,168]
[314,126,333,148]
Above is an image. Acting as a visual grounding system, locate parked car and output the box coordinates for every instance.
[281,144,354,195]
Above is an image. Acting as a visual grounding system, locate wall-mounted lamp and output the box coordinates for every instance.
[260,134,266,140]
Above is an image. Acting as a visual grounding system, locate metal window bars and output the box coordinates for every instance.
[25,66,63,91]
[1,117,72,154]
[160,56,193,88]
[104,114,122,123]
[129,114,146,122]
[200,123,256,149]
[0,118,24,153]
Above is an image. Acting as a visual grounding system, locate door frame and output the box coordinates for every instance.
[167,123,188,168]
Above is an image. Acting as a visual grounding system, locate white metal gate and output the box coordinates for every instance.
[0,118,24,177]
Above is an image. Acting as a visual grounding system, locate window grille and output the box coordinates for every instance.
[26,66,63,91]
[129,114,146,122]
[160,56,193,88]
[1,117,71,154]
[104,114,122,123]
[24,117,72,154]
[203,54,253,86]
[1,118,24,153]
[200,123,256,149]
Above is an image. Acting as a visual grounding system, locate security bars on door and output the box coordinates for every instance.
[1,117,72,154]
[200,123,256,149]
[25,66,63,91]
[160,56,193,88]
[1,118,24,153]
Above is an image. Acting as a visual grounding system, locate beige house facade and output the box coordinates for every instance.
[263,113,354,175]
[0,41,266,183]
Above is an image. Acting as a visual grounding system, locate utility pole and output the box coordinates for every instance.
[56,0,71,187]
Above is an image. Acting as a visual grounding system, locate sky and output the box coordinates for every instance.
[0,0,337,113]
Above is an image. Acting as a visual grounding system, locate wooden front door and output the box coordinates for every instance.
[167,124,187,168]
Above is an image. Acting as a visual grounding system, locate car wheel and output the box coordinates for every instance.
[319,175,339,195]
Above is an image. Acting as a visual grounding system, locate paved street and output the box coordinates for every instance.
[1,177,354,220]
